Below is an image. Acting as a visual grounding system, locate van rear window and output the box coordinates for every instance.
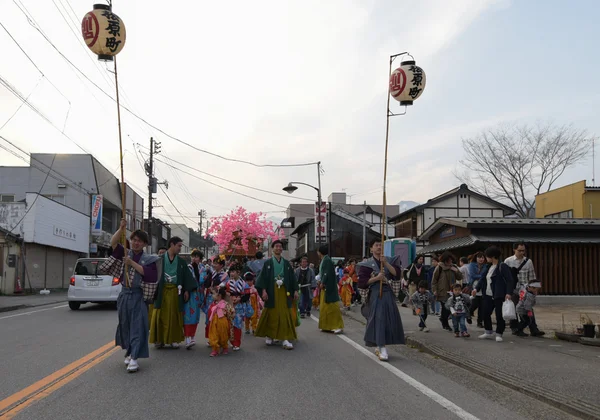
[74,260,106,275]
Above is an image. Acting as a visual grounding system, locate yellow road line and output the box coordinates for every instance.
[0,341,118,418]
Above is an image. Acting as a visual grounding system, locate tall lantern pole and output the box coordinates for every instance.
[81,2,129,285]
[379,52,426,297]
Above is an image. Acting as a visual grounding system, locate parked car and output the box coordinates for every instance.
[67,258,121,310]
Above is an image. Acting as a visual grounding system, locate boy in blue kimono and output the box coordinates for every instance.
[230,281,254,351]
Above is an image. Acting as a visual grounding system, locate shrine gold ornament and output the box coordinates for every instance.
[81,4,126,61]
[389,60,426,106]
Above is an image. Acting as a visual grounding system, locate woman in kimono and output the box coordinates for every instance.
[357,239,405,361]
[111,220,159,373]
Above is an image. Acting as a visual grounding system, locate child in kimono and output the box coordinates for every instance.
[230,282,255,351]
[243,272,261,334]
[208,287,231,357]
[411,281,435,332]
[338,269,353,310]
[312,275,321,311]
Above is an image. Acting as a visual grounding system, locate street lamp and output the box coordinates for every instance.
[283,168,325,250]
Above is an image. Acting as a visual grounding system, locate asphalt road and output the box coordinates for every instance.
[0,302,581,420]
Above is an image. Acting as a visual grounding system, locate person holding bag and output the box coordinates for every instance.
[472,246,514,343]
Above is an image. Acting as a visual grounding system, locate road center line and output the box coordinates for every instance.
[0,304,68,320]
[0,340,117,418]
[310,315,480,420]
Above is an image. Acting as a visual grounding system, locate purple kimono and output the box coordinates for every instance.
[358,255,405,348]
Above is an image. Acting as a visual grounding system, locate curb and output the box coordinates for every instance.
[406,335,600,420]
[0,298,69,314]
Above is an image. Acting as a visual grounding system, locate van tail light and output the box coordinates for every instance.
[112,277,120,286]
[70,276,75,286]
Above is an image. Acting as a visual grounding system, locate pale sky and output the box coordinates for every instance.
[1,0,598,228]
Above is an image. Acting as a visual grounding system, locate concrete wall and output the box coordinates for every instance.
[0,202,26,236]
[583,190,600,218]
[22,193,90,254]
[0,237,20,294]
[0,167,30,201]
[536,180,586,218]
[170,224,191,253]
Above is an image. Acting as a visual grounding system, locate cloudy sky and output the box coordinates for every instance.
[1,0,598,228]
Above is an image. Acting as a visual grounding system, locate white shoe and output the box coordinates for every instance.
[423,327,430,333]
[207,341,211,347]
[171,342,180,349]
[478,333,494,340]
[333,329,343,335]
[282,340,294,350]
[126,359,139,372]
[265,337,274,346]
[379,347,389,361]
[124,356,131,365]
[496,335,503,342]
[232,346,240,351]
[186,340,195,349]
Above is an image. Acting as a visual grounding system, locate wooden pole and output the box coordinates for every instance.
[380,56,393,298]
[113,56,130,288]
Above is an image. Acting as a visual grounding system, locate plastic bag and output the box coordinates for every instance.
[502,299,517,321]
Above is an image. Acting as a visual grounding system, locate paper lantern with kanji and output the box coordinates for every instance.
[389,60,426,106]
[81,4,126,61]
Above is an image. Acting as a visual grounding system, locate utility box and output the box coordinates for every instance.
[7,254,16,268]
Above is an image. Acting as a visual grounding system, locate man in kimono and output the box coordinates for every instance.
[111,219,159,373]
[255,240,299,350]
[150,236,196,349]
[358,239,405,361]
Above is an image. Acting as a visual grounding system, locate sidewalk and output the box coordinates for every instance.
[342,303,600,420]
[0,291,69,313]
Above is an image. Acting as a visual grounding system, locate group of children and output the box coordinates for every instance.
[201,263,264,357]
[410,280,541,338]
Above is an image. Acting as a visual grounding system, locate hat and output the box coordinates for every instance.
[243,271,255,281]
[528,282,542,288]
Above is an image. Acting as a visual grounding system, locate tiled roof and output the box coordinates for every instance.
[419,232,600,255]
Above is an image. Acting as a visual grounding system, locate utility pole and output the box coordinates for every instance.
[362,200,367,258]
[145,137,161,252]
[198,210,206,235]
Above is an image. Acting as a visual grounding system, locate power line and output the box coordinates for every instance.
[9,3,318,169]
[8,155,57,234]
[136,143,314,202]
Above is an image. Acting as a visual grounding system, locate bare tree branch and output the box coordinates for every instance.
[457,121,593,217]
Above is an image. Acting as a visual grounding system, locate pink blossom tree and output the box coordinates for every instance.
[205,207,283,254]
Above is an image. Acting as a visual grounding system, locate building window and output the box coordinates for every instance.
[0,194,15,202]
[126,213,133,230]
[135,219,141,230]
[43,194,65,205]
[544,210,573,219]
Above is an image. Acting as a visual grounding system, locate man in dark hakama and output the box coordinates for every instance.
[111,220,159,373]
[357,239,405,361]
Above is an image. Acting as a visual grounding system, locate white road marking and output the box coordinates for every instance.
[0,304,68,320]
[310,315,480,420]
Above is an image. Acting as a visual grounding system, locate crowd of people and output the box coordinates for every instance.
[401,242,544,342]
[105,219,406,372]
[105,218,541,373]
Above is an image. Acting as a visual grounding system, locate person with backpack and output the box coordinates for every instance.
[472,246,514,343]
[504,242,545,337]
